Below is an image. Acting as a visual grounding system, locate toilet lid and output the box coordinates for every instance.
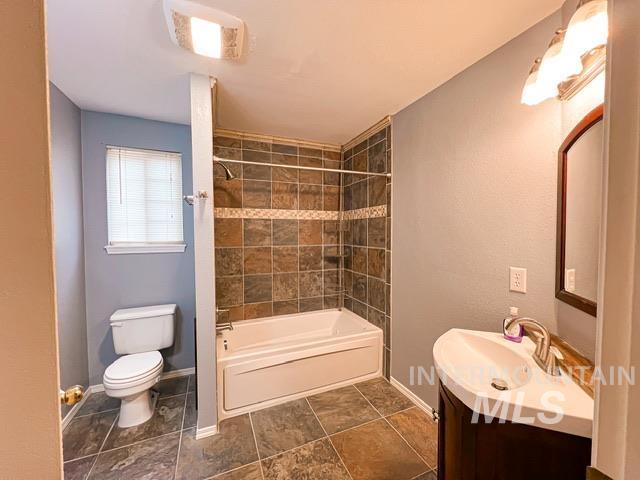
[104,351,162,383]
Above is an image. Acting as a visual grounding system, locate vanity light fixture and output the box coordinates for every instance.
[521,58,558,106]
[521,0,607,106]
[562,0,608,60]
[163,0,244,59]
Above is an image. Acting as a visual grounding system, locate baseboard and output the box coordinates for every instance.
[195,424,218,439]
[64,368,195,427]
[390,376,435,418]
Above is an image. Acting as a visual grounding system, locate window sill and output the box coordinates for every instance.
[104,244,187,255]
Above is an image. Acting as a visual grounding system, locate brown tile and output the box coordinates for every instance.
[323,246,340,270]
[353,219,367,246]
[155,376,189,397]
[368,277,386,312]
[243,150,271,180]
[273,246,298,273]
[299,296,323,312]
[272,143,298,155]
[272,152,298,182]
[63,410,117,461]
[273,300,299,316]
[75,391,120,416]
[261,438,350,480]
[299,271,323,297]
[214,178,243,208]
[323,220,339,245]
[215,463,263,480]
[352,273,367,303]
[251,399,325,458]
[368,308,387,345]
[368,139,387,173]
[323,270,339,295]
[63,455,96,480]
[244,219,272,246]
[299,147,322,157]
[352,247,367,274]
[272,219,298,245]
[387,407,438,468]
[215,145,242,162]
[353,150,367,172]
[272,182,299,209]
[227,305,245,321]
[102,395,185,450]
[413,470,438,480]
[331,419,428,480]
[215,248,243,276]
[369,128,387,146]
[175,416,258,480]
[324,295,339,309]
[215,136,242,148]
[367,248,385,279]
[386,251,391,283]
[368,217,386,248]
[273,273,299,301]
[351,180,367,210]
[243,139,271,151]
[368,176,386,207]
[323,186,340,211]
[299,156,323,184]
[343,184,353,210]
[299,220,322,245]
[91,433,180,480]
[356,378,414,416]
[343,269,353,295]
[385,283,391,315]
[216,276,243,307]
[299,184,323,210]
[215,218,243,247]
[351,298,368,319]
[386,217,391,250]
[384,348,391,380]
[323,159,341,186]
[299,246,322,271]
[308,385,379,434]
[244,247,272,274]
[323,150,341,161]
[243,180,271,208]
[244,274,273,303]
[244,302,273,319]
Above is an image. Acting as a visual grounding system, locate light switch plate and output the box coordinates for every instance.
[509,267,527,293]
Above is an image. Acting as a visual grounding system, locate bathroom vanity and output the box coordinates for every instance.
[433,329,593,480]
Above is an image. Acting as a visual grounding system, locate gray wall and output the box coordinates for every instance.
[81,111,195,384]
[392,12,565,407]
[49,83,89,416]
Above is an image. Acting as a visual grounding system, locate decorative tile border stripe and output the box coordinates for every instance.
[214,208,339,220]
[342,205,387,220]
[214,205,387,221]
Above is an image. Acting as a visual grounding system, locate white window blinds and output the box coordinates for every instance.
[106,146,184,246]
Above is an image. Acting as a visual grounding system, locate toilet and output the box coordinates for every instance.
[103,304,176,428]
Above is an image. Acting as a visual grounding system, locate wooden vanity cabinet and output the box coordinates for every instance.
[437,382,591,480]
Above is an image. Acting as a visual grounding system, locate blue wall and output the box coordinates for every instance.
[50,83,89,415]
[81,111,195,384]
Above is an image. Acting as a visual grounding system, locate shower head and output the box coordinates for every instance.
[216,161,237,180]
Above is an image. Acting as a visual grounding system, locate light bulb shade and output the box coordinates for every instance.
[538,36,584,89]
[562,0,608,59]
[521,69,559,105]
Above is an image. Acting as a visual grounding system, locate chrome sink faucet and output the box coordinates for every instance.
[504,317,561,376]
[216,307,234,334]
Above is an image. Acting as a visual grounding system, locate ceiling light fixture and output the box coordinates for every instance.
[163,0,244,60]
[538,30,584,91]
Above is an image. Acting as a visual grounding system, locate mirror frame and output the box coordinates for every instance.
[556,104,603,317]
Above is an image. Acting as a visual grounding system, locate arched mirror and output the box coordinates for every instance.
[556,104,604,317]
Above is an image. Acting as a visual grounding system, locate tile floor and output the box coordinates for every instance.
[63,375,438,480]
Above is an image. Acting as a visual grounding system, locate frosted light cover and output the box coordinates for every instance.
[562,0,608,59]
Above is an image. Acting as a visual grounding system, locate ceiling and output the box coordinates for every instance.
[47,0,562,144]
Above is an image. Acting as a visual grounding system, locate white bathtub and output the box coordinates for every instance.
[216,308,382,420]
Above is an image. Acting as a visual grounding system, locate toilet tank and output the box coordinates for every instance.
[110,304,176,355]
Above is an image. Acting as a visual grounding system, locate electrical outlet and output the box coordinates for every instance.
[565,268,576,292]
[509,267,527,293]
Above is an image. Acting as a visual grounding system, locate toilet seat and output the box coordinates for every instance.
[104,351,163,389]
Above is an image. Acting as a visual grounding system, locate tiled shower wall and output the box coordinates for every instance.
[212,134,343,321]
[342,124,392,378]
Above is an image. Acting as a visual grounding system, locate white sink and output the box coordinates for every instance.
[433,329,593,438]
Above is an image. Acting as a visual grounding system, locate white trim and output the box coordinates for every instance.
[195,424,218,439]
[104,243,186,255]
[390,377,435,419]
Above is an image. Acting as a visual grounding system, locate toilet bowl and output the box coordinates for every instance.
[102,304,176,428]
[104,351,163,427]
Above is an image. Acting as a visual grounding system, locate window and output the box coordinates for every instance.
[105,146,186,254]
